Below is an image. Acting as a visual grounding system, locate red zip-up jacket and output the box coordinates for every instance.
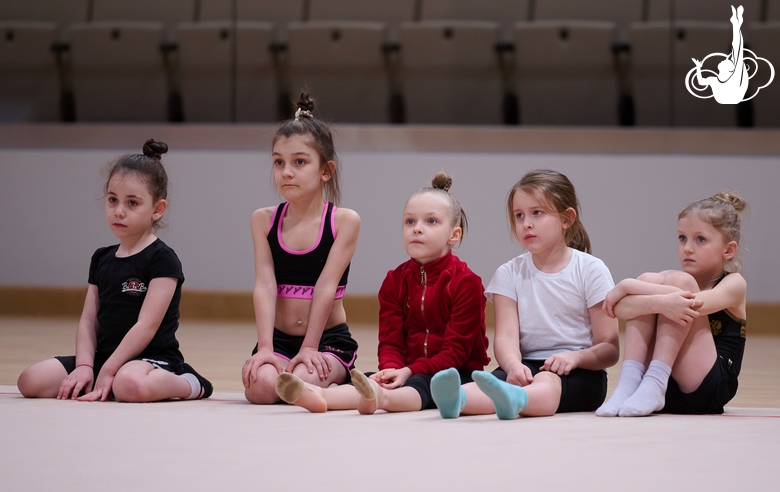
[377,252,490,375]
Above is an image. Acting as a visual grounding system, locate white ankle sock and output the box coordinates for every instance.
[595,360,645,417]
[181,373,202,400]
[618,360,671,417]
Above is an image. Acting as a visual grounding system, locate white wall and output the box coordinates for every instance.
[1,147,779,301]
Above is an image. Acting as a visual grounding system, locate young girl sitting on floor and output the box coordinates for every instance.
[597,191,748,416]
[430,169,619,419]
[17,140,212,402]
[242,93,361,404]
[275,172,490,414]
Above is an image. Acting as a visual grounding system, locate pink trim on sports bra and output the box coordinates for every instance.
[277,284,346,299]
[331,204,338,240]
[266,205,279,236]
[276,201,328,255]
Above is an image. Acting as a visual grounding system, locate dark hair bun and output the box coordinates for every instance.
[143,139,168,160]
[431,171,452,192]
[713,190,747,213]
[297,92,315,114]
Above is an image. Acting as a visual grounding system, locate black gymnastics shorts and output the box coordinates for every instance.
[252,323,358,371]
[55,351,187,379]
[663,355,739,415]
[492,360,608,413]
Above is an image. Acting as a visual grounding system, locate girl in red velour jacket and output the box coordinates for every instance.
[275,172,490,414]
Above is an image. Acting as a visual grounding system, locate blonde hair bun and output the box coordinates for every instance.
[431,171,452,192]
[713,190,748,213]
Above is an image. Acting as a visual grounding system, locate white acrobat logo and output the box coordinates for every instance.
[685,5,774,104]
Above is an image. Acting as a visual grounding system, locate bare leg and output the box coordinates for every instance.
[595,314,656,416]
[112,361,191,402]
[619,272,716,416]
[463,373,561,419]
[245,363,286,404]
[17,358,68,398]
[519,372,561,417]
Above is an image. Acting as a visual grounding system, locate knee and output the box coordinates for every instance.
[112,371,152,403]
[244,372,279,404]
[662,271,698,290]
[17,368,37,398]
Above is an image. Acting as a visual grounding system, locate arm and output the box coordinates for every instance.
[492,294,534,386]
[542,301,620,374]
[58,284,99,399]
[78,277,177,401]
[405,273,485,376]
[242,208,283,388]
[604,271,680,317]
[611,272,699,322]
[287,208,361,379]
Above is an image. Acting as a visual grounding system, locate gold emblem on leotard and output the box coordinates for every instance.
[710,319,722,336]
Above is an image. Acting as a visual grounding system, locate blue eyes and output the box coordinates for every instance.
[405,218,439,225]
[679,235,706,243]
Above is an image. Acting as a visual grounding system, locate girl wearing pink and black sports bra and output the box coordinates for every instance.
[241,93,361,404]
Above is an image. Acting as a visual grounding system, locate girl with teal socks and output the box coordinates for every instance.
[431,169,619,419]
[274,172,490,414]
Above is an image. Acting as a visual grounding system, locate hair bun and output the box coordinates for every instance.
[296,92,315,118]
[431,171,452,192]
[143,139,168,160]
[713,189,747,213]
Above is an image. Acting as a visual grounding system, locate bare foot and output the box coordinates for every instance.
[351,369,380,415]
[275,373,327,413]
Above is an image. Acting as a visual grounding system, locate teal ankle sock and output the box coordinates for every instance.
[431,368,466,419]
[472,370,528,420]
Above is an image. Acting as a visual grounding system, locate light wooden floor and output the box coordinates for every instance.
[2,315,779,408]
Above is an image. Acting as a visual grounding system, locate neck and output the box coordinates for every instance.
[285,196,325,219]
[116,231,157,257]
[531,243,571,273]
[696,269,726,291]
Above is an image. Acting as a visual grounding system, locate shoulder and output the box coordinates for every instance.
[334,206,361,228]
[148,239,183,267]
[250,206,278,235]
[333,206,360,241]
[449,256,483,284]
[92,244,118,260]
[719,272,747,291]
[495,253,529,275]
[572,250,611,274]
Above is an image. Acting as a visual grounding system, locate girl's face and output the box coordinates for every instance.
[402,193,461,265]
[105,172,165,241]
[677,214,736,279]
[272,135,333,201]
[511,190,571,254]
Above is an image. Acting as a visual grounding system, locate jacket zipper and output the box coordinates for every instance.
[420,265,428,357]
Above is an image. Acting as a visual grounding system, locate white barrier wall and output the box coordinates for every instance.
[1,129,779,302]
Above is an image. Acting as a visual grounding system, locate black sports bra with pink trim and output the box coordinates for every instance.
[267,201,349,299]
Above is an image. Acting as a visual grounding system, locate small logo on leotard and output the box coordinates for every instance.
[122,278,148,296]
[710,319,723,336]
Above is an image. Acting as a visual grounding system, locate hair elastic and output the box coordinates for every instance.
[295,107,313,120]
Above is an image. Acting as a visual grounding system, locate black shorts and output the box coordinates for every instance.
[55,352,188,387]
[492,360,607,413]
[363,369,474,411]
[663,355,739,414]
[252,323,358,371]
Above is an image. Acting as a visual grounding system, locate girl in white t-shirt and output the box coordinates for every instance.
[430,169,619,419]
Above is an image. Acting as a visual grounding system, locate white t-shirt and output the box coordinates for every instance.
[485,249,614,360]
